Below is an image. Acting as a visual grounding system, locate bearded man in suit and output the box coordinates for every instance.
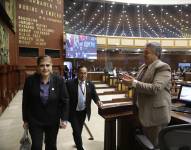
[66,66,102,150]
[120,42,171,147]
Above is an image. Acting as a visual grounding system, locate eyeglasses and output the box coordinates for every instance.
[39,64,51,67]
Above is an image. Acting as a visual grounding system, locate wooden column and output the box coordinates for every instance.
[104,119,116,150]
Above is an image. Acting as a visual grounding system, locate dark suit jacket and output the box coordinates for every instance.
[22,73,69,125]
[66,78,99,121]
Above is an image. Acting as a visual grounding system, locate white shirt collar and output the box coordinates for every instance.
[78,80,86,84]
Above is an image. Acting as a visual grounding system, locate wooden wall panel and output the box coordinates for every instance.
[134,39,147,46]
[108,38,120,45]
[160,40,174,46]
[121,39,134,46]
[175,40,188,47]
[75,51,191,73]
[97,37,107,45]
[16,0,64,67]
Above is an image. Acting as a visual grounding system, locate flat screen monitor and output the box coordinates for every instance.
[65,33,97,59]
[178,63,191,71]
[178,85,191,106]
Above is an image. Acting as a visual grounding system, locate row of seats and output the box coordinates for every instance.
[136,124,191,150]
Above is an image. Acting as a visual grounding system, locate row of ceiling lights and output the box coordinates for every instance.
[64,1,191,38]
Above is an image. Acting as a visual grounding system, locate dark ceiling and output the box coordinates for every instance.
[64,0,191,38]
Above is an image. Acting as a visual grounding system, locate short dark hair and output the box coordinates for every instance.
[146,42,162,58]
[77,65,87,72]
[37,55,52,65]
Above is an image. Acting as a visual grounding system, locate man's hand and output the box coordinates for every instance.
[23,122,28,129]
[96,101,103,108]
[60,120,67,129]
[120,73,134,86]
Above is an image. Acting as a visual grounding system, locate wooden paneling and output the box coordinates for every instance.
[0,65,24,114]
[108,38,120,45]
[175,40,188,47]
[97,37,107,45]
[0,0,65,113]
[96,36,191,49]
[16,0,64,68]
[121,39,134,46]
[161,40,174,46]
[75,51,191,73]
[134,39,147,46]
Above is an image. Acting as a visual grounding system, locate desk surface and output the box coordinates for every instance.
[98,98,133,119]
[95,84,109,88]
[99,94,126,101]
[171,102,191,123]
[171,111,191,123]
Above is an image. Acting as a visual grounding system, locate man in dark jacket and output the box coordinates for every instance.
[66,66,102,150]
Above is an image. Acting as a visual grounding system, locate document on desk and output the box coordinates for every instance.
[96,88,115,94]
[99,94,126,101]
[95,84,109,88]
[101,101,133,109]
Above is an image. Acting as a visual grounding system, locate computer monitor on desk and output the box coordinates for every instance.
[178,85,191,107]
[171,85,191,113]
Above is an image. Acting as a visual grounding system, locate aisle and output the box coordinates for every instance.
[0,91,104,150]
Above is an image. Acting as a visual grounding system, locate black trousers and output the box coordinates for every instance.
[70,110,86,150]
[29,123,59,150]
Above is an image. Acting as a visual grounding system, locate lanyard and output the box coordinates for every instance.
[79,82,85,95]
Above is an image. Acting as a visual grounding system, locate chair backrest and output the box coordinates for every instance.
[159,124,191,150]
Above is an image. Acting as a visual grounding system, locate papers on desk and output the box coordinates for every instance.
[99,94,126,101]
[96,88,115,94]
[95,84,109,88]
[101,101,132,109]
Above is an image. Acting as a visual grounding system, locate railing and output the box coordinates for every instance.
[0,65,26,114]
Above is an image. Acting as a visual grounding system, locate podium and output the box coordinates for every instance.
[99,98,138,150]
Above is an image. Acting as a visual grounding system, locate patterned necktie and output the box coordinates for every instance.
[137,66,148,81]
[134,66,148,109]
[79,81,84,95]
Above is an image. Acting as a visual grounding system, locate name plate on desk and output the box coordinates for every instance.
[99,99,133,119]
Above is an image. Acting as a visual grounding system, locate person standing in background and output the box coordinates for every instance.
[112,66,117,77]
[22,55,69,150]
[64,65,69,80]
[72,68,77,79]
[120,42,171,147]
[66,66,102,150]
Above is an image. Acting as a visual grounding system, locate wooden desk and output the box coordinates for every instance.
[108,76,118,86]
[99,98,134,150]
[87,72,104,81]
[102,74,107,83]
[170,102,191,124]
[98,90,128,95]
[171,111,191,124]
[99,97,191,150]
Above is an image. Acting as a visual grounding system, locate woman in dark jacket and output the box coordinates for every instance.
[22,55,69,150]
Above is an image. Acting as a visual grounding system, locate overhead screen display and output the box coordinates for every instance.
[178,63,191,71]
[65,33,97,59]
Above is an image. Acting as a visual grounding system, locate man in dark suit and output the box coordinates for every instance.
[66,66,102,150]
[22,55,69,150]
